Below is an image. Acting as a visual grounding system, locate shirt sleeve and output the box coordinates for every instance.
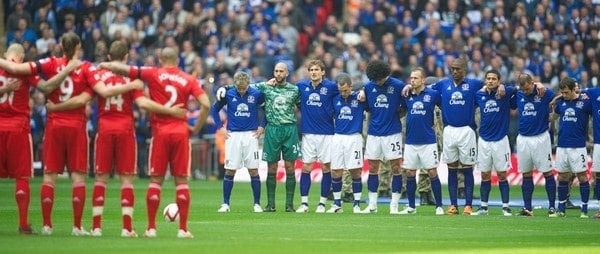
[131,89,144,100]
[29,57,54,77]
[210,99,226,129]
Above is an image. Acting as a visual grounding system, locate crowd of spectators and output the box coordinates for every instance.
[4,0,600,176]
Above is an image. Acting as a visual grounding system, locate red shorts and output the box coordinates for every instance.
[0,131,33,179]
[94,130,136,175]
[149,132,190,177]
[43,123,89,174]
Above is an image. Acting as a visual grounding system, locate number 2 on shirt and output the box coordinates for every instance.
[165,85,177,107]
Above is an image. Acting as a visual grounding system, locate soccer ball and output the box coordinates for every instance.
[163,203,179,222]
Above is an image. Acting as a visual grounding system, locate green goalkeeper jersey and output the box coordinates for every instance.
[254,81,299,125]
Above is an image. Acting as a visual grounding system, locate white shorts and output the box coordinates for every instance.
[301,134,332,163]
[330,133,364,170]
[593,144,600,172]
[224,131,260,170]
[365,133,403,161]
[403,143,439,170]
[516,132,553,173]
[476,136,511,172]
[555,147,588,174]
[442,126,477,165]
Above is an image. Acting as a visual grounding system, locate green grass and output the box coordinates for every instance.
[0,177,599,254]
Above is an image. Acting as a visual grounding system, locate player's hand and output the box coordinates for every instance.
[97,62,110,70]
[219,127,230,140]
[169,103,186,119]
[253,126,264,138]
[266,78,276,86]
[480,85,487,92]
[45,101,57,112]
[357,89,366,101]
[216,86,226,102]
[66,59,83,72]
[534,82,546,97]
[131,79,144,90]
[402,85,413,97]
[4,78,21,92]
[549,94,562,109]
[495,84,506,99]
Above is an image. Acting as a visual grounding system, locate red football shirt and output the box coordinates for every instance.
[0,66,40,131]
[94,68,144,132]
[29,57,96,125]
[129,66,204,133]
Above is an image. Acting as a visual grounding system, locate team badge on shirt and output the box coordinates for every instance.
[576,101,584,109]
[387,86,394,94]
[423,94,431,102]
[248,95,255,104]
[319,87,328,95]
[461,83,469,90]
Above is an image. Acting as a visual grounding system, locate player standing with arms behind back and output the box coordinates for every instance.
[330,73,366,213]
[400,67,444,215]
[99,47,210,238]
[361,60,406,214]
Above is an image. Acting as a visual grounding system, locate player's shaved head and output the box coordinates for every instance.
[159,47,178,66]
[6,43,24,55]
[275,62,288,72]
[4,43,25,62]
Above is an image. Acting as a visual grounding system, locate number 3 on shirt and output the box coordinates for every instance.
[59,76,74,102]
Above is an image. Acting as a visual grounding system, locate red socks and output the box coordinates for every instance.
[40,182,54,227]
[121,183,135,231]
[72,182,86,229]
[176,184,190,231]
[91,181,106,230]
[146,182,162,230]
[15,179,30,228]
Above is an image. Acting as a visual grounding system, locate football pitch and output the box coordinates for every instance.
[0,177,598,254]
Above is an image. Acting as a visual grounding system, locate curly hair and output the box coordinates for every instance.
[366,60,391,82]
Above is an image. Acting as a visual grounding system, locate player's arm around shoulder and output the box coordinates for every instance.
[36,59,83,94]
[45,92,92,112]
[135,93,186,119]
